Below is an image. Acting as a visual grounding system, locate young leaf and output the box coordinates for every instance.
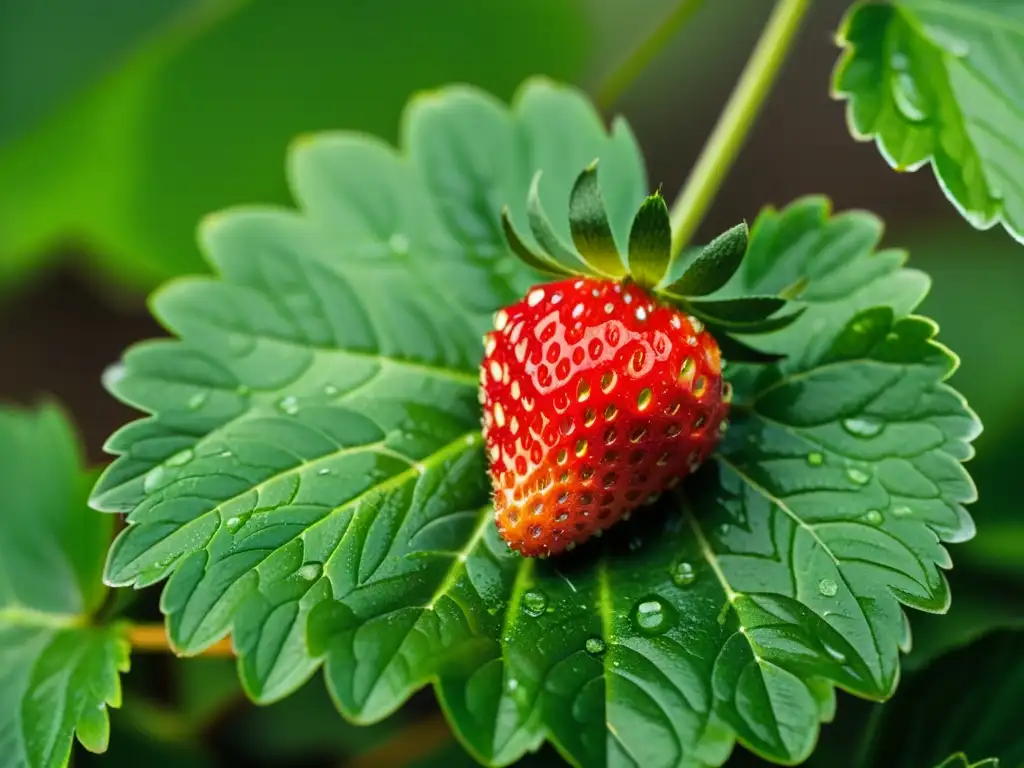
[688,296,787,323]
[665,221,749,296]
[0,406,129,767]
[567,162,628,278]
[834,1,1024,245]
[627,192,672,287]
[92,78,977,768]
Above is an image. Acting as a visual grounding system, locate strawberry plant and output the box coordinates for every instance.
[4,0,1024,766]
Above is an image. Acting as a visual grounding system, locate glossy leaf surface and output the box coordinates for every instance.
[0,407,129,767]
[834,1,1024,244]
[93,82,977,767]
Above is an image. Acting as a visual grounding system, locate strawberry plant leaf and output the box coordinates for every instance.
[834,1,1024,245]
[687,296,787,323]
[568,162,628,278]
[0,406,130,767]
[665,221,749,296]
[93,80,978,767]
[627,193,672,288]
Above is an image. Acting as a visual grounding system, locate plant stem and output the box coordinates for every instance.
[668,0,813,256]
[128,623,235,657]
[594,0,708,112]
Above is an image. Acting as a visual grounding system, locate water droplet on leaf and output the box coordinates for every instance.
[522,590,548,617]
[671,561,697,587]
[165,448,194,467]
[807,452,824,466]
[296,563,322,581]
[633,597,674,636]
[846,467,870,485]
[818,578,838,597]
[842,416,885,438]
[278,396,300,415]
[823,641,847,664]
[187,392,208,410]
[863,509,883,526]
[893,505,912,517]
[585,637,606,655]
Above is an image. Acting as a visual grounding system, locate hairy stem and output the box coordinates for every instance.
[669,0,813,256]
[594,0,708,111]
[128,623,235,657]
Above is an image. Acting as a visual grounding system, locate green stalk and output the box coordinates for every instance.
[594,0,708,111]
[668,0,813,257]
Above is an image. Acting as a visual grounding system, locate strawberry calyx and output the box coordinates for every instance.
[501,160,806,363]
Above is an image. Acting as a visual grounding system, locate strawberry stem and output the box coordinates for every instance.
[668,0,813,257]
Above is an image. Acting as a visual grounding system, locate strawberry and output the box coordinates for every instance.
[482,277,728,556]
[484,161,799,556]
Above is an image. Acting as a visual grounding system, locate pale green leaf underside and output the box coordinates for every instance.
[834,0,1024,244]
[92,80,977,768]
[0,407,128,767]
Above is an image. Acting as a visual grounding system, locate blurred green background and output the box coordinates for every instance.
[2,0,1021,765]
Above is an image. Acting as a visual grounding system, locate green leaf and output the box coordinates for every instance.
[627,193,672,287]
[856,630,1023,766]
[94,78,977,767]
[0,0,590,291]
[0,406,129,767]
[665,221,749,296]
[568,162,628,278]
[834,1,1024,245]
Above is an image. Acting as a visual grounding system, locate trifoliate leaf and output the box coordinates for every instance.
[567,162,627,278]
[627,193,672,288]
[665,221,749,296]
[0,406,129,767]
[92,79,977,768]
[834,1,1024,245]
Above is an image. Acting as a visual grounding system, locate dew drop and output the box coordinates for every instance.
[187,391,208,410]
[389,233,410,254]
[522,589,548,617]
[323,383,340,397]
[296,562,322,581]
[893,505,913,517]
[863,509,883,526]
[318,467,332,476]
[845,467,870,485]
[671,561,697,587]
[165,448,194,467]
[142,465,167,494]
[225,516,242,532]
[633,597,674,636]
[842,416,885,438]
[818,578,838,597]
[507,677,519,692]
[585,637,606,655]
[278,395,300,415]
[807,452,824,466]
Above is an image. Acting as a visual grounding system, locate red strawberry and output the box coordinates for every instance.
[481,276,728,557]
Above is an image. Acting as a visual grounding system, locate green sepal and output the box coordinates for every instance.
[665,221,749,296]
[701,307,806,335]
[627,192,671,288]
[714,332,785,363]
[568,161,627,277]
[688,296,787,323]
[501,205,582,278]
[526,171,593,274]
